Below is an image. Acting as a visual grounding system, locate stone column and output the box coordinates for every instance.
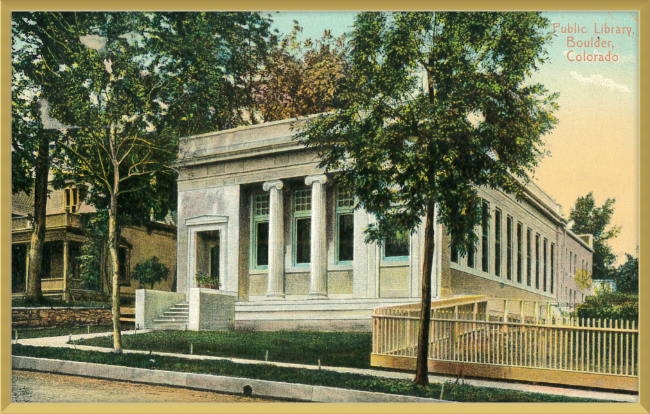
[305,175,328,298]
[263,180,285,299]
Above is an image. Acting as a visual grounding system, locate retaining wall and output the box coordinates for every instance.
[12,307,112,328]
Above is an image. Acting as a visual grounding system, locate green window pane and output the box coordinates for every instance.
[337,187,354,208]
[296,218,311,264]
[385,230,409,258]
[481,200,489,273]
[517,223,523,283]
[450,241,459,263]
[256,222,269,267]
[338,214,354,262]
[254,194,270,217]
[295,189,312,212]
[506,216,513,280]
[535,234,540,289]
[494,209,501,276]
[526,228,532,286]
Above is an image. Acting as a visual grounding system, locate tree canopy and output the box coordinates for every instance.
[298,11,559,385]
[569,192,621,280]
[12,11,276,351]
[615,253,638,294]
[252,21,349,122]
[299,12,558,251]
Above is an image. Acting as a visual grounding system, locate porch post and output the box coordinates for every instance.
[263,180,285,299]
[24,249,30,294]
[306,175,328,298]
[62,240,69,301]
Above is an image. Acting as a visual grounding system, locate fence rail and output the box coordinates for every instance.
[371,300,638,391]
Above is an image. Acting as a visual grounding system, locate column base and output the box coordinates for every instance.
[307,292,328,299]
[265,294,286,300]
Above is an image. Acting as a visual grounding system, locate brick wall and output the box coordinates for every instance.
[12,307,112,328]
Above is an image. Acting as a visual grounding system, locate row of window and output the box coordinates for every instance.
[451,199,556,294]
[250,186,409,271]
[566,249,588,275]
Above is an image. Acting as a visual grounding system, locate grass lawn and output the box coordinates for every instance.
[12,325,113,340]
[73,331,373,369]
[11,344,606,403]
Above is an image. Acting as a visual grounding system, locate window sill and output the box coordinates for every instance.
[380,260,410,267]
[328,264,353,271]
[285,267,310,274]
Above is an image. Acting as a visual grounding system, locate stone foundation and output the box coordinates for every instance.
[12,307,112,328]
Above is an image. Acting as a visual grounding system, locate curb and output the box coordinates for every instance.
[12,356,446,403]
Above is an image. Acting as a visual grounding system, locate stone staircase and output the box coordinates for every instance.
[151,302,189,330]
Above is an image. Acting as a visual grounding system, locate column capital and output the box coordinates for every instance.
[263,180,284,192]
[305,175,327,186]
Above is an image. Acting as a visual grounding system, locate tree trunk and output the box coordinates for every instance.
[108,189,123,352]
[414,197,436,386]
[25,132,51,301]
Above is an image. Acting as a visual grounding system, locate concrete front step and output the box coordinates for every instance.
[145,301,191,331]
[154,318,189,323]
[151,325,187,330]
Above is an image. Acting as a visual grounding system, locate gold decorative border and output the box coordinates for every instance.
[1,1,648,413]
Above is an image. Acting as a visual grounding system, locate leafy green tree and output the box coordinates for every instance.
[156,12,276,133]
[12,24,66,301]
[133,256,170,289]
[13,11,275,352]
[78,211,110,292]
[569,192,621,280]
[14,12,177,351]
[615,253,638,294]
[574,268,593,290]
[298,12,558,385]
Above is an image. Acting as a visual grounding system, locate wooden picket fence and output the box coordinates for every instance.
[371,299,638,392]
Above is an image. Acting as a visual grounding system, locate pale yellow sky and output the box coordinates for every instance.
[530,12,640,264]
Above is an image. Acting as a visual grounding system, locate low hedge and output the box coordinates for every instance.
[575,292,638,322]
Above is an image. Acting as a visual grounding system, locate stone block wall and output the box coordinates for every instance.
[12,307,112,328]
[188,288,235,331]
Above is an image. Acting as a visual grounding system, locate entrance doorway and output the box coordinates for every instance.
[196,230,221,288]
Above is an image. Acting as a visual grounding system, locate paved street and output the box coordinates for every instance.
[11,370,279,403]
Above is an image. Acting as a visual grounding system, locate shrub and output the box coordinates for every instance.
[575,291,638,322]
[132,256,170,289]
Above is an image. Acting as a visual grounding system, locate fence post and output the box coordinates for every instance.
[534,301,539,324]
[406,310,411,356]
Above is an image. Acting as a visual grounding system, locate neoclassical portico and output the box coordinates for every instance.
[261,174,330,299]
[174,116,446,331]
